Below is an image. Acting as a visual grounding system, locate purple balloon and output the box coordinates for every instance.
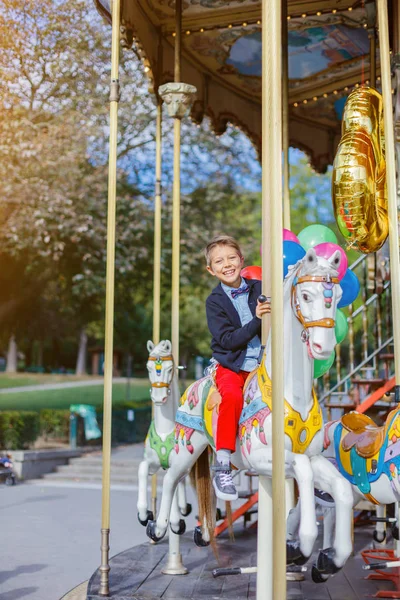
[338,269,360,308]
[283,241,306,278]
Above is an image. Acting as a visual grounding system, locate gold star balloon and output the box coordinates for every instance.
[332,86,388,254]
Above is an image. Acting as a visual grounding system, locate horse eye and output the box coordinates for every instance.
[302,293,309,302]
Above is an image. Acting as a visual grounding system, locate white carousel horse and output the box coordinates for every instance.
[294,409,400,581]
[137,340,191,532]
[146,248,354,577]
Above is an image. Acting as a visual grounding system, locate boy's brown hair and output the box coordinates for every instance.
[204,235,243,267]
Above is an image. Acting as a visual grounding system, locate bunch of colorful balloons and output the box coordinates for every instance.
[242,224,360,379]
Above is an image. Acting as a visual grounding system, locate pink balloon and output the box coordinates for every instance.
[283,228,300,244]
[313,242,348,280]
[261,230,300,256]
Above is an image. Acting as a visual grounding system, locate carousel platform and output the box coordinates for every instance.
[86,524,399,600]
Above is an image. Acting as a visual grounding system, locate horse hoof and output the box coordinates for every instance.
[146,520,166,543]
[286,541,306,565]
[392,525,399,541]
[373,530,386,544]
[170,519,186,535]
[316,548,340,575]
[293,552,309,566]
[180,503,192,517]
[311,565,329,584]
[194,525,210,547]
[138,510,154,527]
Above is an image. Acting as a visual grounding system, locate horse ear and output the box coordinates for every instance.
[328,250,341,270]
[304,248,318,267]
[147,340,155,353]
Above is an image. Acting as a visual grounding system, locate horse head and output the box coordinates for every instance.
[146,340,175,405]
[288,248,343,361]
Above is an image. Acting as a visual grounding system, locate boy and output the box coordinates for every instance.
[205,235,271,501]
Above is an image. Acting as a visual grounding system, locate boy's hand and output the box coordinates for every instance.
[256,295,271,318]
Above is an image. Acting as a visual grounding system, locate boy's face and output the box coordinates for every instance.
[207,244,244,288]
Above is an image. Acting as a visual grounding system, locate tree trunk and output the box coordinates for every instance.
[37,340,43,368]
[75,329,88,375]
[6,335,17,373]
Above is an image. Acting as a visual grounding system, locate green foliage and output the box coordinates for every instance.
[0,411,40,449]
[0,1,351,376]
[39,409,70,441]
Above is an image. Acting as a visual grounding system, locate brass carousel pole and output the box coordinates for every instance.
[171,0,182,366]
[158,0,195,576]
[377,0,400,401]
[258,0,285,597]
[282,0,291,230]
[151,97,163,519]
[281,3,297,559]
[99,0,121,595]
[377,0,400,561]
[153,101,162,349]
[366,1,377,87]
[151,33,164,519]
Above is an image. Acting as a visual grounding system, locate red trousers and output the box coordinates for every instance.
[215,365,250,451]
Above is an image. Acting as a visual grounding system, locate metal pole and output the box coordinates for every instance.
[377,0,400,559]
[171,116,181,359]
[282,0,291,230]
[153,101,162,348]
[258,0,285,596]
[161,0,187,575]
[171,0,181,363]
[151,100,163,519]
[99,0,120,595]
[370,31,376,88]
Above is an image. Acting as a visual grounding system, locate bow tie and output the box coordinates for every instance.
[231,285,249,299]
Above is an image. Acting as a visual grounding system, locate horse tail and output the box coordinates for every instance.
[194,448,217,554]
[225,501,234,542]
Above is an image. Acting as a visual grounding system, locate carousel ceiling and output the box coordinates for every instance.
[95,0,379,172]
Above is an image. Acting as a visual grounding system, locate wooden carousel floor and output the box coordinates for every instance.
[86,524,398,600]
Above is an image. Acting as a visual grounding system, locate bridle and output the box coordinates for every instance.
[147,354,174,389]
[291,269,340,345]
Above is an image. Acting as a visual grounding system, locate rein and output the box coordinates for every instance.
[148,354,174,389]
[291,271,339,344]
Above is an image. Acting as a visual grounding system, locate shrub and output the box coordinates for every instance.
[39,409,70,442]
[0,411,40,450]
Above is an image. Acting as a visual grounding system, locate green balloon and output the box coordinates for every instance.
[298,224,338,250]
[313,351,335,379]
[335,308,348,344]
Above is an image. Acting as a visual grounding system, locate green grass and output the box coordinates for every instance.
[0,382,151,411]
[0,373,96,389]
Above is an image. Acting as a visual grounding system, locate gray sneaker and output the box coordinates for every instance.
[212,462,238,501]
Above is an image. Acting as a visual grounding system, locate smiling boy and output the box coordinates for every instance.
[205,235,270,500]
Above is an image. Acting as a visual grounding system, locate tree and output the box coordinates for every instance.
[0,0,264,370]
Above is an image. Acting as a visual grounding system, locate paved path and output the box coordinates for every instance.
[2,444,197,600]
[0,377,135,394]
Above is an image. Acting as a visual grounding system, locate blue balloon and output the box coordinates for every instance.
[338,269,360,308]
[283,241,306,278]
